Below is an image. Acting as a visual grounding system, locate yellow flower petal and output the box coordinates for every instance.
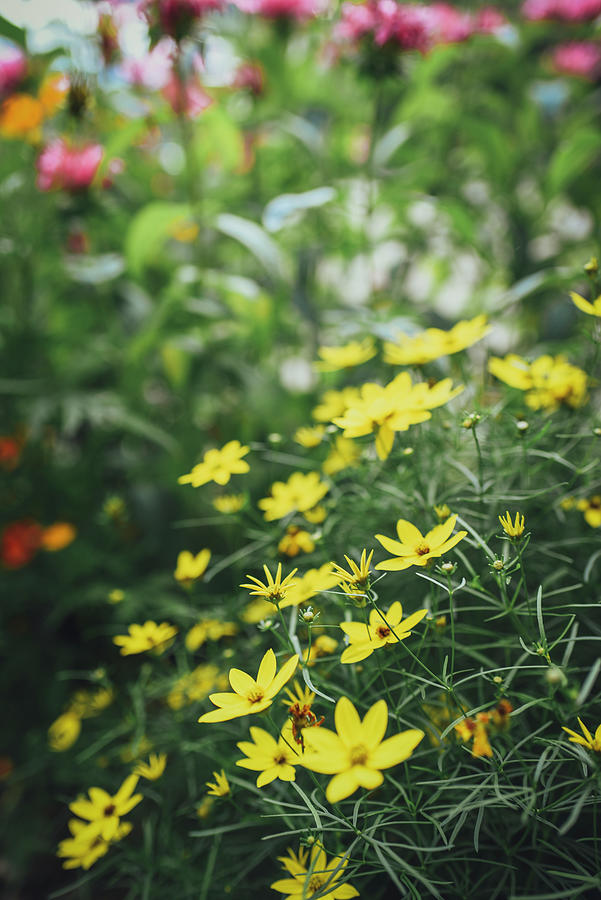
[326,770,360,803]
[256,649,277,688]
[370,729,424,769]
[335,697,362,748]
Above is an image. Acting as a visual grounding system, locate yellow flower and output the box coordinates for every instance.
[258,472,329,521]
[498,511,525,538]
[236,725,299,787]
[185,619,238,652]
[434,504,451,521]
[455,715,493,758]
[562,718,601,752]
[383,315,491,366]
[303,505,327,524]
[339,602,428,664]
[133,753,167,781]
[576,496,601,528]
[40,522,76,551]
[280,564,339,609]
[375,515,467,571]
[294,425,326,448]
[212,493,246,514]
[167,664,222,709]
[241,597,275,625]
[322,436,360,476]
[300,697,423,803]
[113,621,178,656]
[57,819,132,870]
[0,93,44,140]
[170,219,200,242]
[333,373,463,461]
[332,549,373,602]
[271,842,359,899]
[119,736,153,764]
[316,337,377,372]
[241,563,298,604]
[488,354,588,410]
[174,548,211,586]
[69,688,114,718]
[312,387,362,422]
[196,797,214,818]
[570,290,601,317]
[178,440,250,488]
[205,769,230,797]
[108,589,125,604]
[69,775,142,841]
[48,711,81,752]
[307,634,338,664]
[278,526,315,557]
[198,649,299,723]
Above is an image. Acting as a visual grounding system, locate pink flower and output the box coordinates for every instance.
[428,3,474,44]
[140,0,223,38]
[475,7,506,32]
[336,1,431,51]
[0,43,27,96]
[551,41,601,79]
[232,62,265,95]
[523,0,601,21]
[36,140,104,192]
[121,39,175,90]
[233,0,323,17]
[162,72,212,116]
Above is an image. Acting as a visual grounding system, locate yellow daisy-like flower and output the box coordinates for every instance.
[271,842,359,899]
[174,548,211,586]
[307,634,339,664]
[205,769,230,797]
[113,621,178,656]
[278,526,315,557]
[108,589,125,604]
[488,354,588,411]
[455,715,493,758]
[498,511,525,538]
[294,425,326,448]
[133,753,167,781]
[57,820,132,871]
[339,601,428,664]
[212,493,246,514]
[167,664,222,710]
[280,564,339,609]
[48,711,82,752]
[434,504,451,521]
[322,436,360,476]
[303,505,327,524]
[258,472,329,522]
[185,619,238,652]
[374,515,467,571]
[562,718,601,752]
[332,549,373,601]
[383,315,491,366]
[300,697,423,803]
[68,775,142,842]
[570,290,601,317]
[241,563,298,604]
[576,496,601,528]
[198,649,299,724]
[236,725,299,787]
[312,387,362,422]
[333,373,463,461]
[178,440,250,488]
[316,338,377,372]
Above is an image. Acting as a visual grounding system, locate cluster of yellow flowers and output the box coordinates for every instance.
[48,687,114,752]
[488,354,588,411]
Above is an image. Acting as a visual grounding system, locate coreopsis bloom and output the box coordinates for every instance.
[562,718,601,752]
[455,714,493,758]
[167,664,224,709]
[206,769,230,797]
[312,387,362,422]
[316,338,377,372]
[570,290,601,317]
[278,526,315,557]
[241,563,298,603]
[522,0,601,22]
[307,634,338,664]
[375,515,467,571]
[213,493,246,513]
[271,842,358,899]
[280,564,339,609]
[322,435,360,476]
[434,504,451,521]
[1,519,43,569]
[340,602,428,664]
[48,711,82,752]
[552,43,601,80]
[242,597,276,624]
[0,93,44,140]
[134,753,167,781]
[108,589,125,604]
[0,43,26,96]
[185,619,238,652]
[57,820,132,870]
[300,697,424,803]
[303,505,327,524]
[258,471,329,521]
[178,440,250,488]
[383,315,491,366]
[333,373,463,461]
[332,549,373,602]
[236,725,299,786]
[174,548,211,586]
[113,621,178,656]
[488,354,588,411]
[576,497,601,528]
[498,511,525,538]
[69,687,114,718]
[40,522,76,552]
[69,775,142,841]
[36,140,103,192]
[198,649,298,723]
[294,425,326,448]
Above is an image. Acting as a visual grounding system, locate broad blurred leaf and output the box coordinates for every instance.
[215,213,289,279]
[547,128,601,195]
[262,187,336,233]
[125,202,191,276]
[194,105,244,172]
[64,253,125,284]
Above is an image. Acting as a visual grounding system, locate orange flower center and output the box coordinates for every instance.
[376,625,390,639]
[308,875,325,893]
[103,804,116,817]
[247,687,265,703]
[350,744,368,765]
[273,752,288,765]
[415,543,430,556]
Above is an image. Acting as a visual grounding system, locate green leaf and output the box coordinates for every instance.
[547,128,600,194]
[125,202,192,276]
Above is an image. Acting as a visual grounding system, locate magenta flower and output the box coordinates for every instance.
[140,0,223,39]
[551,42,601,80]
[121,39,175,90]
[36,140,104,193]
[523,0,601,22]
[162,71,212,116]
[0,43,27,96]
[233,0,324,18]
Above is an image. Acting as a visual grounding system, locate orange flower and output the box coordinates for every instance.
[1,520,43,569]
[0,93,44,140]
[38,73,69,115]
[0,435,23,470]
[41,522,77,552]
